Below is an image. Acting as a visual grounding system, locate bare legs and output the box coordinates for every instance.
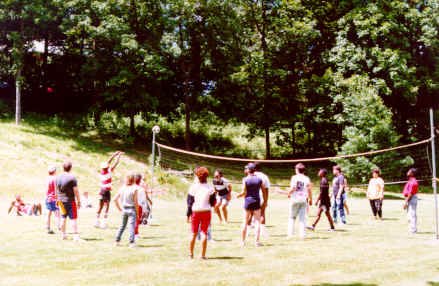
[241,209,261,245]
[189,232,208,259]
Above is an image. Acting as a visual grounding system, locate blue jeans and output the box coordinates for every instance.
[115,208,137,243]
[332,195,346,224]
[406,195,418,233]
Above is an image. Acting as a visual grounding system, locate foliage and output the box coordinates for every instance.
[331,74,414,183]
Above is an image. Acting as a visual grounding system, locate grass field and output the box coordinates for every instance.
[1,118,439,286]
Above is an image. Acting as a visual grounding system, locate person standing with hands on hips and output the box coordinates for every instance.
[403,168,418,234]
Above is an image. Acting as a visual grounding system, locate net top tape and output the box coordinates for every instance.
[156,138,431,163]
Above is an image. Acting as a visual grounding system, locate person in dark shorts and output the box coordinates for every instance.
[309,169,335,231]
[96,151,123,229]
[56,161,82,241]
[213,169,232,224]
[237,163,268,247]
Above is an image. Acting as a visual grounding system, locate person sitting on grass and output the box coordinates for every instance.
[367,169,385,220]
[308,168,335,232]
[8,195,42,216]
[114,173,139,247]
[187,166,216,260]
[45,165,60,234]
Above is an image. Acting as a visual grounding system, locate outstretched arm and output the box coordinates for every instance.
[237,183,247,198]
[111,152,124,172]
[261,183,268,207]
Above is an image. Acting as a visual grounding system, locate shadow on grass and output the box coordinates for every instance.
[208,256,244,260]
[305,237,329,240]
[290,282,378,286]
[428,282,439,286]
[381,217,398,221]
[212,239,232,242]
[81,238,103,241]
[270,234,287,237]
[137,244,164,248]
[418,231,434,235]
[140,236,165,240]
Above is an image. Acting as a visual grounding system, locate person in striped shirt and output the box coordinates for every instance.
[95,151,124,228]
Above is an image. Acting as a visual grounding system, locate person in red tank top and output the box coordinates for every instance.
[95,151,124,229]
[45,165,60,234]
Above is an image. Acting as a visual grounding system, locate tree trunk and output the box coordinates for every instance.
[291,122,296,155]
[185,89,191,150]
[265,126,271,159]
[42,35,49,93]
[15,67,21,125]
[129,112,135,137]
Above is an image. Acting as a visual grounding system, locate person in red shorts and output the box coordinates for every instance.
[186,166,216,260]
[134,173,152,239]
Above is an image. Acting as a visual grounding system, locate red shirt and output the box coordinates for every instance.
[47,175,57,202]
[403,177,418,197]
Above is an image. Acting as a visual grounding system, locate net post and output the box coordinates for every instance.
[430,108,438,240]
[151,126,160,220]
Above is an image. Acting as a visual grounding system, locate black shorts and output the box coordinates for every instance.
[244,199,261,211]
[99,189,111,202]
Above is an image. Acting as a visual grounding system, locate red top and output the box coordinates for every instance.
[47,175,57,202]
[403,177,418,197]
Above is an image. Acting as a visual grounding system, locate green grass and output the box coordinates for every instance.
[1,117,439,285]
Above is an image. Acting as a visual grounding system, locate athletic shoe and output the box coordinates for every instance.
[100,221,107,229]
[62,233,68,240]
[240,241,245,247]
[129,243,138,248]
[306,226,315,231]
[94,220,100,228]
[255,241,263,247]
[73,235,84,242]
[135,235,139,240]
[328,228,335,232]
[200,257,208,260]
[115,241,121,247]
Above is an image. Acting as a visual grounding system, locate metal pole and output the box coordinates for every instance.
[430,108,438,239]
[151,131,156,200]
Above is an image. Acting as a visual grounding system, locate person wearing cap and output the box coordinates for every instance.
[45,165,60,234]
[96,151,124,228]
[237,163,268,247]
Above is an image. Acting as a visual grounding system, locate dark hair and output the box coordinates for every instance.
[372,169,380,175]
[214,169,223,176]
[63,161,72,172]
[408,168,417,176]
[253,162,262,171]
[333,165,342,172]
[319,168,327,176]
[295,163,305,174]
[135,173,142,184]
[195,166,209,183]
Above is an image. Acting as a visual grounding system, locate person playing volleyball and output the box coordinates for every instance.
[288,163,312,238]
[237,163,268,247]
[95,151,123,229]
[186,167,216,259]
[213,169,232,224]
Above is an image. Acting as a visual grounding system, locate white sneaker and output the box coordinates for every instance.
[129,243,138,248]
[100,221,107,229]
[73,234,84,242]
[62,233,68,240]
[240,241,245,247]
[94,220,100,228]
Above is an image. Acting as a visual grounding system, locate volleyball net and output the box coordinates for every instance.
[156,138,434,188]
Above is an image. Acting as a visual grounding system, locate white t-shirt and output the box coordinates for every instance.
[255,171,270,204]
[290,174,311,203]
[188,183,215,212]
[367,177,384,200]
[137,185,146,205]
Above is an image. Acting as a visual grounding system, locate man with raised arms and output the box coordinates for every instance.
[95,151,124,228]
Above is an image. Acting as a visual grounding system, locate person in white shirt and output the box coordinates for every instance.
[288,163,312,238]
[254,162,270,237]
[367,169,385,220]
[186,166,216,260]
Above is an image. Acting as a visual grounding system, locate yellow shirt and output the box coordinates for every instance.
[367,177,384,200]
